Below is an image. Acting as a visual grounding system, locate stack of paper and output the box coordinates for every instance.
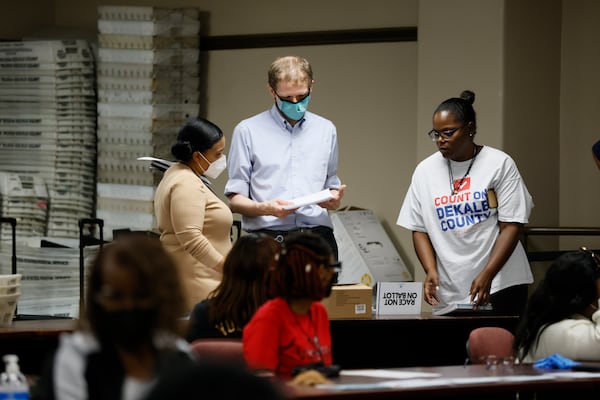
[96,6,201,237]
[0,241,98,318]
[0,172,48,241]
[0,40,97,239]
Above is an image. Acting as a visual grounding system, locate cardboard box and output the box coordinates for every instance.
[332,209,413,287]
[321,284,372,320]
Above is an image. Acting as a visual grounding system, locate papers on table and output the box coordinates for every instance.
[432,302,493,316]
[341,369,441,379]
[315,368,600,392]
[281,189,333,210]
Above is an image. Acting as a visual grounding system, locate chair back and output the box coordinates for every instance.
[190,339,246,367]
[467,327,515,364]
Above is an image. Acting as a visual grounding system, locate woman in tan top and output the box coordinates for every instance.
[154,117,233,312]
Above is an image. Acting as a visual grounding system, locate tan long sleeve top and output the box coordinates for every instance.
[154,163,233,312]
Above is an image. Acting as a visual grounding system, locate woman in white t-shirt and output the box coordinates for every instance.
[515,249,600,362]
[397,90,534,316]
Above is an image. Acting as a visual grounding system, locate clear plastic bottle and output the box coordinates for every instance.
[0,355,29,400]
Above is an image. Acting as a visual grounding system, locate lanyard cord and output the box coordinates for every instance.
[447,145,478,195]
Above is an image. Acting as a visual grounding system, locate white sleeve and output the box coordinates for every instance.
[53,333,95,400]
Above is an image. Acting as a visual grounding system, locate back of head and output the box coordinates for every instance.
[171,117,223,162]
[267,232,333,300]
[268,56,313,89]
[84,233,186,340]
[515,250,599,359]
[219,233,280,283]
[593,139,600,160]
[208,233,280,327]
[434,89,477,129]
[543,251,598,311]
[146,362,284,400]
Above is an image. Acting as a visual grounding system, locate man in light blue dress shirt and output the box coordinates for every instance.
[225,56,346,259]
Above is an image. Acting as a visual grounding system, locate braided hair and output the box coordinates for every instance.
[267,232,333,301]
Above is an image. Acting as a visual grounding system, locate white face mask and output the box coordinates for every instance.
[200,153,227,179]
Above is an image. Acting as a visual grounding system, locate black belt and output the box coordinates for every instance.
[252,226,332,243]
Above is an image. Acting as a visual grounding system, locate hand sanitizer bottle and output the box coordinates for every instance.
[0,355,29,399]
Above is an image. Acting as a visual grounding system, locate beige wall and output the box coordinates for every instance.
[414,0,506,290]
[0,1,55,40]
[504,0,562,228]
[52,0,418,36]
[560,0,600,249]
[1,0,599,287]
[49,0,422,277]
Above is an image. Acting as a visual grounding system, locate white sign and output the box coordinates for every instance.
[376,282,422,315]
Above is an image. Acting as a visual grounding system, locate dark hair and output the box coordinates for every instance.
[145,362,284,400]
[267,232,333,300]
[83,234,186,343]
[514,250,600,360]
[206,234,280,330]
[593,139,600,161]
[434,90,477,131]
[171,117,224,162]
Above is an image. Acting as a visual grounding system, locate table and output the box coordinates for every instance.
[286,364,600,399]
[329,313,519,369]
[0,318,76,374]
[0,313,518,374]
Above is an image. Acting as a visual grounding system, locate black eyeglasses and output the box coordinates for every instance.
[273,89,311,104]
[580,246,600,268]
[427,124,465,141]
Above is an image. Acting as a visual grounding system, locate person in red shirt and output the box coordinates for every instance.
[243,232,340,383]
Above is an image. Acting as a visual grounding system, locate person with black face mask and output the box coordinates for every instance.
[243,232,340,386]
[31,234,194,400]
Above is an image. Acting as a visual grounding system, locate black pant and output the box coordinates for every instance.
[252,226,339,261]
[489,284,529,317]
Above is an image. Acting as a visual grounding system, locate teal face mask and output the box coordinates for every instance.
[277,94,311,121]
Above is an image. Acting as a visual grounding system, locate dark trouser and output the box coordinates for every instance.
[252,226,339,261]
[489,284,529,317]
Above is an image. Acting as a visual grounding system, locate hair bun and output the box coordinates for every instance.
[460,90,475,105]
[171,140,194,162]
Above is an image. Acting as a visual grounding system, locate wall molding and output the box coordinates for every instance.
[200,27,417,51]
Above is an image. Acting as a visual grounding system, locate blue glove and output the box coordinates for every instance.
[533,353,581,369]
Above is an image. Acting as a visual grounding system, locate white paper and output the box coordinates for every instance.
[137,156,173,171]
[281,189,333,210]
[341,369,441,379]
[432,302,493,316]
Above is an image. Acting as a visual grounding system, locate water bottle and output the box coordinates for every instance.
[0,355,29,400]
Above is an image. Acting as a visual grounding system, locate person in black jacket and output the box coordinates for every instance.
[187,233,279,341]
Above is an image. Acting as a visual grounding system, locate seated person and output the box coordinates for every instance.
[187,233,279,340]
[514,248,600,363]
[31,234,193,400]
[242,232,339,383]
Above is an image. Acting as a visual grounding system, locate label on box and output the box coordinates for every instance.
[376,282,422,315]
[321,284,372,320]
